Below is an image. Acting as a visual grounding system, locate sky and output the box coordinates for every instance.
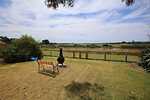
[0,0,150,43]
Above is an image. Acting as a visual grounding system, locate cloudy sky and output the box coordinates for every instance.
[0,0,150,43]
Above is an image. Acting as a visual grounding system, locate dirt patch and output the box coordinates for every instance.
[129,63,144,73]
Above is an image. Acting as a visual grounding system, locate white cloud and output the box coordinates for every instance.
[0,0,150,42]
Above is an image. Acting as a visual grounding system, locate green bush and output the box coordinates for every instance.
[139,48,150,72]
[2,35,43,63]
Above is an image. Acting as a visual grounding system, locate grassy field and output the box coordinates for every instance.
[0,57,150,100]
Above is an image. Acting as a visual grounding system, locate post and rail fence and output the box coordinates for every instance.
[43,49,140,63]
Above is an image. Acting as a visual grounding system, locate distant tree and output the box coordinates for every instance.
[86,44,99,48]
[73,44,81,47]
[42,39,50,44]
[0,36,11,44]
[102,44,112,48]
[45,0,134,9]
[49,42,57,47]
[121,41,126,43]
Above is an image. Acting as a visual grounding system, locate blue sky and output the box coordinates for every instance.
[0,0,150,43]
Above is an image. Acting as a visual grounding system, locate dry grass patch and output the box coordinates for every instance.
[0,57,150,100]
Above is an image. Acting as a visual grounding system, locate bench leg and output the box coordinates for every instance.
[52,66,55,73]
[57,66,59,73]
[43,65,46,72]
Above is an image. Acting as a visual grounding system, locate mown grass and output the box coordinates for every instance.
[0,57,149,100]
[44,57,149,100]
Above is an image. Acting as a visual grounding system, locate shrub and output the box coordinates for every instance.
[139,48,150,72]
[2,35,43,63]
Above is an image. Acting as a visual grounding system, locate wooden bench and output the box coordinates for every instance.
[37,60,59,73]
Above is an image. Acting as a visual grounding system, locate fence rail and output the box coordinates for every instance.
[43,50,140,63]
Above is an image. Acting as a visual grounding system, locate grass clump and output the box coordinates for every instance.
[65,81,107,100]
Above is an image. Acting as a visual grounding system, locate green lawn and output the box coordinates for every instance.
[0,57,149,100]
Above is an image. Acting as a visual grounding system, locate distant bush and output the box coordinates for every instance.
[86,44,100,48]
[73,44,82,47]
[42,39,50,44]
[0,36,12,44]
[102,44,112,48]
[2,35,43,63]
[121,44,150,49]
[139,48,150,72]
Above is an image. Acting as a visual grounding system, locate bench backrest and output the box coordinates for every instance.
[37,60,54,66]
[37,60,59,73]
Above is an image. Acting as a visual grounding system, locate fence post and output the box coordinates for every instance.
[79,52,81,59]
[125,53,128,62]
[73,51,75,58]
[85,52,88,59]
[50,50,52,56]
[104,52,106,61]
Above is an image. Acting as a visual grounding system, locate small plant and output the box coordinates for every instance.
[57,48,65,65]
[127,91,137,100]
[139,48,150,72]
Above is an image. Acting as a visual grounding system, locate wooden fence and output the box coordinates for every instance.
[43,50,140,63]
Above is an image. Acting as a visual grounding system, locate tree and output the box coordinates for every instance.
[45,0,134,9]
[2,35,43,63]
[45,0,74,9]
[122,0,135,6]
[0,36,11,44]
[42,39,50,44]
